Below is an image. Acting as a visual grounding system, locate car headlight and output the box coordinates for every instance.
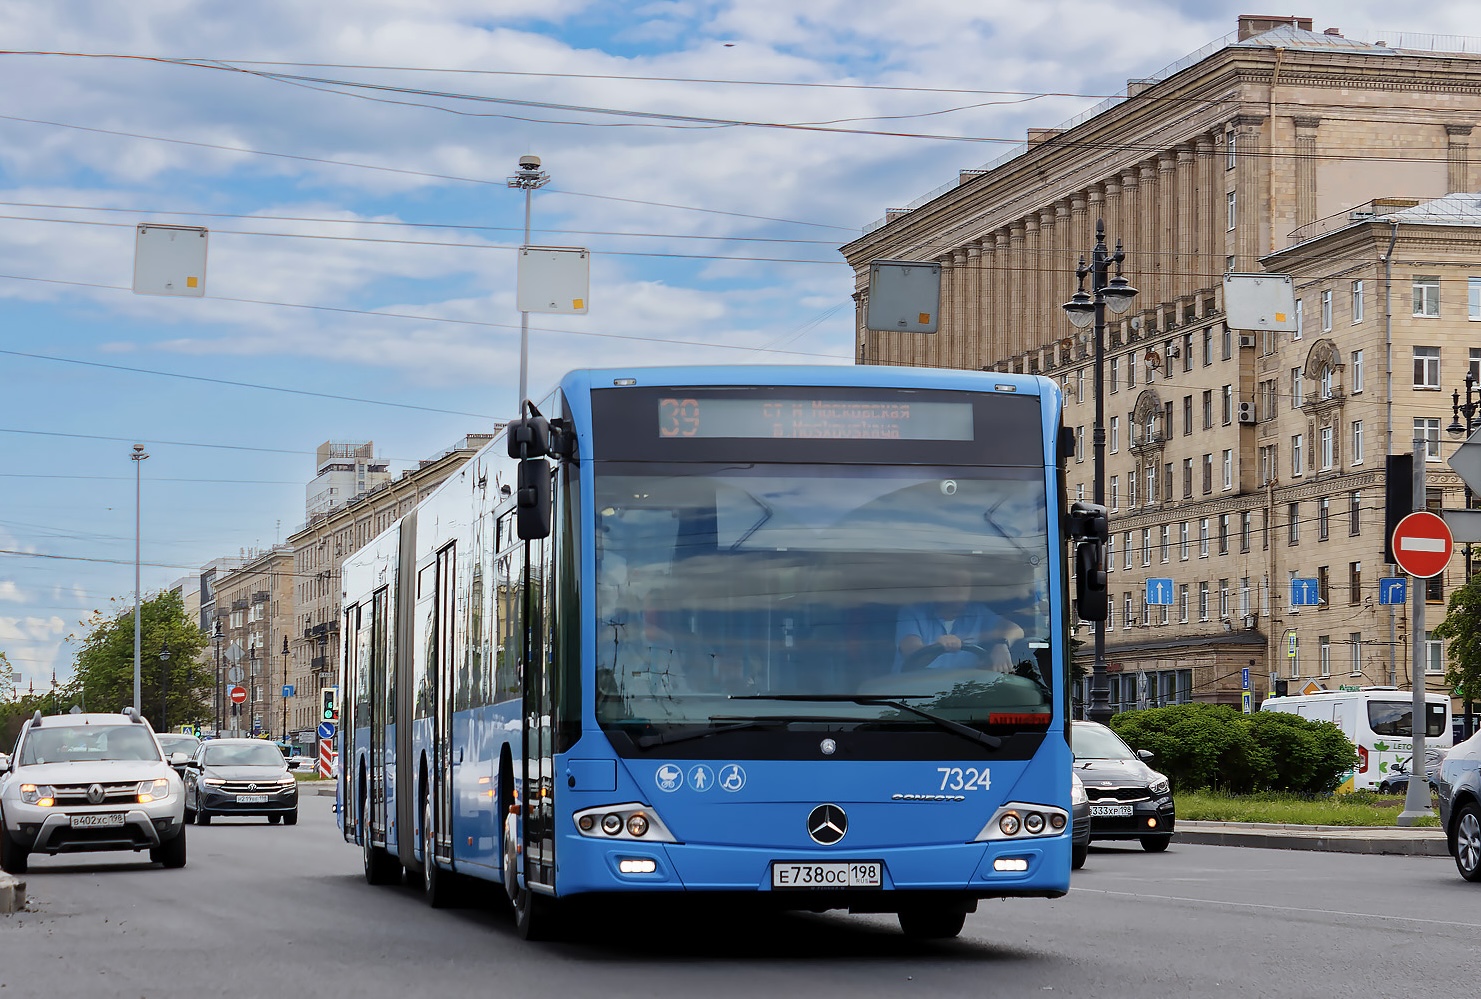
[203,777,227,787]
[1070,775,1088,805]
[137,778,171,803]
[279,776,298,787]
[20,784,56,806]
[1148,775,1170,796]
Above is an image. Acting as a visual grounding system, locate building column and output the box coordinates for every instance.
[1195,133,1217,291]
[951,247,970,369]
[1233,114,1267,269]
[965,242,983,368]
[1293,115,1321,235]
[853,289,869,364]
[1007,221,1026,360]
[1448,124,1474,194]
[991,230,1010,365]
[1119,168,1140,313]
[1138,161,1158,311]
[1101,177,1121,256]
[1157,152,1177,307]
[1040,209,1059,349]
[1176,145,1196,302]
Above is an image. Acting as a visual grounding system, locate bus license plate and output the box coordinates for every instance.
[69,813,125,828]
[236,795,270,804]
[1090,804,1133,817]
[771,862,882,889]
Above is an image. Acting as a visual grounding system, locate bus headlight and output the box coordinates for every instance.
[572,803,677,843]
[977,802,1070,842]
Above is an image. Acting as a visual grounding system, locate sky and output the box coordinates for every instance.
[1,1,1476,698]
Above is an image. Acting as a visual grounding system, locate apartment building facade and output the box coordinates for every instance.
[210,546,294,739]
[841,16,1481,711]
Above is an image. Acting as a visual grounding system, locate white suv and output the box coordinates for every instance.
[0,709,187,873]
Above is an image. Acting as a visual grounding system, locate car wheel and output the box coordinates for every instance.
[267,814,282,825]
[1072,842,1088,870]
[897,906,967,939]
[1140,835,1171,853]
[0,820,28,875]
[1454,803,1481,882]
[196,808,211,826]
[151,827,187,869]
[283,811,298,826]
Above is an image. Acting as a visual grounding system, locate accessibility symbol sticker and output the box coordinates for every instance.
[687,764,715,792]
[718,764,747,792]
[655,764,683,793]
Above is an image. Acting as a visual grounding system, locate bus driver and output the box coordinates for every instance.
[894,567,1023,673]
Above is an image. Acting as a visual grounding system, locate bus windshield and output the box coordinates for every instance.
[593,462,1054,746]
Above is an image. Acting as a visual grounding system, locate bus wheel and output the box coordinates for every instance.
[1455,804,1481,882]
[897,906,966,940]
[504,819,556,940]
[421,799,453,908]
[363,826,400,886]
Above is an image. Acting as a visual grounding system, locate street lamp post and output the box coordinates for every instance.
[213,620,223,738]
[248,646,257,738]
[131,443,149,713]
[158,640,171,731]
[1447,371,1480,737]
[281,635,290,743]
[507,154,550,411]
[1063,219,1138,724]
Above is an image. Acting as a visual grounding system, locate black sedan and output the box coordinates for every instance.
[1438,731,1481,881]
[1070,772,1090,869]
[183,739,299,825]
[1071,720,1175,852]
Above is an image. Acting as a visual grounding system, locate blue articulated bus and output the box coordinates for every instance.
[337,365,1108,940]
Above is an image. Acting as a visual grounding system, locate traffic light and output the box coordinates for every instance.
[1384,453,1414,564]
[320,686,339,724]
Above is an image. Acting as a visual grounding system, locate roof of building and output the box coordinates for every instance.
[1232,25,1399,53]
[1381,192,1481,226]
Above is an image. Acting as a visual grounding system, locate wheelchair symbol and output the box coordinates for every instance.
[718,764,747,792]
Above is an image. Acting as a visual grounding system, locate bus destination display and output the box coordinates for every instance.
[658,397,975,440]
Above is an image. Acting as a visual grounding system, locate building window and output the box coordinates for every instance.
[1127,353,1136,389]
[1413,275,1440,317]
[1124,532,1134,570]
[1414,346,1440,389]
[1318,496,1330,541]
[1349,491,1361,536]
[1142,528,1152,567]
[1240,577,1251,617]
[1075,425,1086,463]
[1182,395,1193,435]
[1222,385,1233,425]
[1164,461,1173,502]
[1473,347,1481,384]
[1319,366,1334,400]
[1352,350,1364,393]
[1199,518,1210,558]
[1182,457,1193,498]
[1227,190,1237,231]
[1321,290,1332,331]
[1226,255,1236,274]
[1294,299,1303,340]
[1227,129,1236,168]
[1350,633,1362,676]
[1261,379,1278,421]
[1203,326,1214,367]
[1352,421,1364,466]
[1179,521,1190,561]
[1202,453,1213,494]
[1219,513,1230,554]
[1129,470,1138,508]
[1469,276,1481,322]
[1352,280,1364,323]
[1219,579,1231,619]
[1426,631,1445,674]
[1106,535,1115,572]
[1199,582,1210,621]
[1319,636,1331,678]
[1123,592,1133,629]
[1241,511,1252,553]
[1349,561,1361,605]
[1428,573,1445,604]
[1259,444,1278,486]
[1110,416,1119,453]
[1109,476,1119,510]
[1222,449,1233,490]
[1183,332,1194,372]
[1288,502,1300,544]
[1291,367,1304,407]
[1320,426,1334,470]
[1203,390,1214,429]
[1109,356,1119,392]
[1178,583,1190,623]
[1317,565,1330,607]
[1076,367,1086,402]
[1416,417,1442,461]
[1222,324,1233,361]
[1292,434,1304,477]
[1160,525,1171,563]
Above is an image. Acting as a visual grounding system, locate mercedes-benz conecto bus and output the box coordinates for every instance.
[336,365,1108,940]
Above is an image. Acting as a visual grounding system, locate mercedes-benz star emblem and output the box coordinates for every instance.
[807,803,848,845]
[819,738,837,756]
[86,783,104,804]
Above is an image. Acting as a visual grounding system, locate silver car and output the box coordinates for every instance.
[0,709,187,873]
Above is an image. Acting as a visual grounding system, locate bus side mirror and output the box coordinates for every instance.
[507,416,550,459]
[516,458,552,540]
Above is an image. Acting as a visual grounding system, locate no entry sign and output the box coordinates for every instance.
[229,685,248,704]
[1390,511,1454,578]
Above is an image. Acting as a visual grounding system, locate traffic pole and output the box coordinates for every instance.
[1398,436,1433,825]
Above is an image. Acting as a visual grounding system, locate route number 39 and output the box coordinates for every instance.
[937,767,991,792]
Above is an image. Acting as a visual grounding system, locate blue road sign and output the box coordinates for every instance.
[317,721,336,740]
[1241,667,1250,689]
[282,684,295,698]
[1379,577,1408,605]
[1291,578,1321,606]
[1145,577,1175,606]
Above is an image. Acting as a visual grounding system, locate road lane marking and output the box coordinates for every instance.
[1070,886,1481,930]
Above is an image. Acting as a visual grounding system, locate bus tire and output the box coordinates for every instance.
[1140,835,1171,853]
[504,814,557,940]
[421,798,453,908]
[897,906,966,940]
[1455,803,1481,882]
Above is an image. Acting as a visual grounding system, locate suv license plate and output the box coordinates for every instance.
[236,795,270,804]
[70,813,126,829]
[771,862,882,889]
[1090,804,1133,817]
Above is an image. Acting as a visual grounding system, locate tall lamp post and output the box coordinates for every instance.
[281,636,290,743]
[248,646,257,737]
[131,443,149,713]
[507,154,549,410]
[1447,371,1480,737]
[1063,220,1138,723]
[158,640,170,731]
[213,620,223,738]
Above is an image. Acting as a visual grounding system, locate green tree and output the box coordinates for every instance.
[1433,572,1481,722]
[66,590,209,730]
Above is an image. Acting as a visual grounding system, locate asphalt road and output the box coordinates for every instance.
[5,801,1480,998]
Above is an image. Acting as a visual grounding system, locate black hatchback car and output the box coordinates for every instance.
[183,739,299,825]
[1071,721,1176,852]
[1437,731,1481,880]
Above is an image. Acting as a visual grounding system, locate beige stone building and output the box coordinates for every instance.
[284,434,493,747]
[210,546,294,739]
[842,16,1481,717]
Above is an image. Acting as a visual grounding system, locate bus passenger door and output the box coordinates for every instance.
[521,531,556,891]
[433,543,456,865]
[368,587,390,844]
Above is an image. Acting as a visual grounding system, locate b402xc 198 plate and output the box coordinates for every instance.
[771,861,882,889]
[69,813,125,828]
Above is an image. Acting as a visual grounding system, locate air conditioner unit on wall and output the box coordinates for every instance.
[1238,402,1256,424]
[1244,614,1257,628]
[1239,333,1257,348]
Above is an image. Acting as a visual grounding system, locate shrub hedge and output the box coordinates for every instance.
[1108,703,1358,794]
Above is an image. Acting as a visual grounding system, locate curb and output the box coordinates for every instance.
[0,872,25,913]
[1174,820,1449,857]
[303,783,336,797]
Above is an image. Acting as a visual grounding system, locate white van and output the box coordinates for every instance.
[1258,687,1452,793]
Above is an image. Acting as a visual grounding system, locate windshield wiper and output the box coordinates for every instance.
[729,694,1002,750]
[632,719,772,749]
